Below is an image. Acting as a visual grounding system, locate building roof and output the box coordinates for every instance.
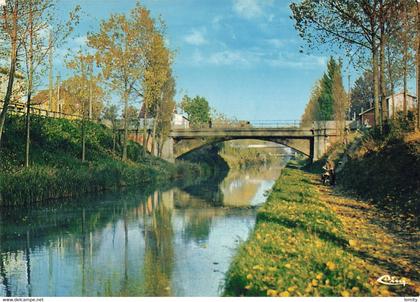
[31,90,49,105]
[385,92,417,100]
[358,107,374,116]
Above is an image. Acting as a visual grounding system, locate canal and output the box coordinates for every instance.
[0,162,284,296]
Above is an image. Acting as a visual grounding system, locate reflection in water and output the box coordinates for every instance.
[0,163,283,297]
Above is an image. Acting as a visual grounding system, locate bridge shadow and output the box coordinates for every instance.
[177,144,229,207]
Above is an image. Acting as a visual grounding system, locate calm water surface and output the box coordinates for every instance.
[0,164,282,296]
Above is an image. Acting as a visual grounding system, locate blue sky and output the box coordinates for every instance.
[54,0,339,121]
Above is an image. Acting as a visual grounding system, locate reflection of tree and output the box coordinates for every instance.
[25,231,32,297]
[142,192,174,296]
[0,253,11,296]
[181,214,212,244]
[181,176,225,207]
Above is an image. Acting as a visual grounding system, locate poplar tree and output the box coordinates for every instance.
[88,4,149,160]
[332,63,349,141]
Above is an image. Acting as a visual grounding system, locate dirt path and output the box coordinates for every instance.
[314,177,420,296]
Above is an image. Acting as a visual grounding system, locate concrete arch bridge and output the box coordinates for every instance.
[161,121,341,162]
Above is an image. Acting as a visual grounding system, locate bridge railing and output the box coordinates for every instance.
[183,120,302,129]
[0,100,83,120]
[248,120,301,128]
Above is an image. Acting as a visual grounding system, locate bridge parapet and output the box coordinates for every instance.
[162,121,342,163]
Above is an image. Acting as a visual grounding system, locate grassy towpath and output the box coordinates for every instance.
[224,166,419,297]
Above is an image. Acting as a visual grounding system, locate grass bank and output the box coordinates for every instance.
[224,166,418,297]
[0,115,204,206]
[337,127,420,215]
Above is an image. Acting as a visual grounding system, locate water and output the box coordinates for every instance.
[0,164,282,297]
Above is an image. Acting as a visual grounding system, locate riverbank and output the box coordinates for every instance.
[337,128,420,215]
[224,165,419,297]
[0,115,205,206]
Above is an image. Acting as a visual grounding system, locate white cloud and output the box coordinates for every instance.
[266,38,285,48]
[209,50,250,65]
[192,49,260,66]
[184,29,207,46]
[266,53,326,69]
[233,0,262,19]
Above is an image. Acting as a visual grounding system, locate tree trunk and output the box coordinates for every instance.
[386,47,395,119]
[88,61,93,120]
[143,101,148,150]
[24,1,34,168]
[56,74,60,114]
[151,102,160,155]
[372,47,381,129]
[0,7,19,147]
[48,31,53,113]
[379,1,387,123]
[122,91,128,160]
[417,2,420,129]
[402,4,409,117]
[158,135,164,157]
[81,113,86,162]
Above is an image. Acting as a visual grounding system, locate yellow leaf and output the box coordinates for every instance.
[349,239,358,247]
[285,263,291,269]
[316,273,323,280]
[246,274,253,280]
[280,291,290,297]
[311,279,318,287]
[341,290,350,297]
[326,261,336,271]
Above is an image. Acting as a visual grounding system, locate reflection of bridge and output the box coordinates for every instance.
[161,121,340,162]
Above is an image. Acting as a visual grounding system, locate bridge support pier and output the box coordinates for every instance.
[161,137,175,163]
[311,130,329,162]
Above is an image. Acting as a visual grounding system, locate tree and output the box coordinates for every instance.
[61,75,105,119]
[417,0,420,130]
[350,70,374,118]
[0,0,26,146]
[332,63,349,142]
[301,57,340,126]
[88,4,151,160]
[318,58,339,121]
[102,103,119,152]
[180,95,210,127]
[156,74,175,156]
[65,51,93,162]
[142,31,171,154]
[301,80,322,127]
[290,0,404,129]
[21,0,79,167]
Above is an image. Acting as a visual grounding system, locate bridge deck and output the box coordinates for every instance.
[170,127,315,139]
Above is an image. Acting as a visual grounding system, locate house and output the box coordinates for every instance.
[172,112,189,129]
[31,90,50,111]
[358,92,417,127]
[358,107,375,128]
[0,66,26,109]
[386,92,417,118]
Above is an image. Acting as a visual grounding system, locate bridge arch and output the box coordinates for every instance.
[161,126,335,163]
[172,137,313,160]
